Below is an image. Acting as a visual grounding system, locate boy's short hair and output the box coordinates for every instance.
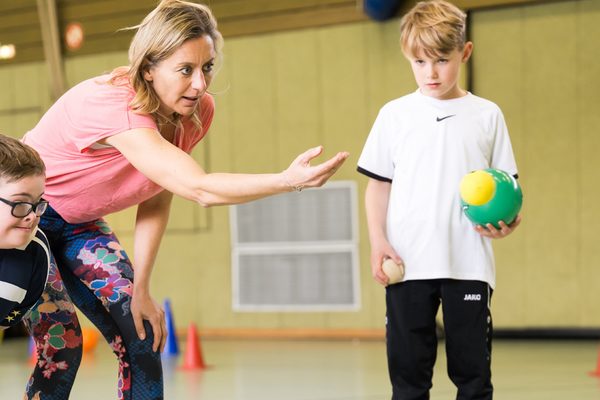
[400,0,467,59]
[0,134,45,183]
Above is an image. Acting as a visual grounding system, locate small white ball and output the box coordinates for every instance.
[382,258,404,284]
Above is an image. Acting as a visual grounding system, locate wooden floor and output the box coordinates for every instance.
[1,336,600,399]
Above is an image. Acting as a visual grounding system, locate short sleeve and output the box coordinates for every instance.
[489,108,518,177]
[63,76,158,152]
[357,107,394,182]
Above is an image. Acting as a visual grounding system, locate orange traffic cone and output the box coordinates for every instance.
[590,344,600,377]
[180,323,206,370]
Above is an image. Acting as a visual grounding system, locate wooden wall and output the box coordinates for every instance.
[0,0,365,64]
[0,0,551,64]
[471,0,600,328]
[0,0,598,334]
[0,17,415,333]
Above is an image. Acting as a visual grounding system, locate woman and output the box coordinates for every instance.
[23,1,348,398]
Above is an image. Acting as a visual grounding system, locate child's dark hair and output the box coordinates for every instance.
[0,134,45,182]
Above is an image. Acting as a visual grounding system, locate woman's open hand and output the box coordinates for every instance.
[282,146,349,191]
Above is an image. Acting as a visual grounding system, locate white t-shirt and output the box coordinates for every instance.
[357,90,517,288]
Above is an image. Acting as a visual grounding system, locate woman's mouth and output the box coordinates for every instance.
[180,96,199,110]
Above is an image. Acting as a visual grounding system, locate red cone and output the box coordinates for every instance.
[180,323,206,370]
[590,345,600,377]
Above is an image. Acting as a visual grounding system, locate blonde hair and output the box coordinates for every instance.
[0,134,45,183]
[110,0,223,130]
[400,0,467,59]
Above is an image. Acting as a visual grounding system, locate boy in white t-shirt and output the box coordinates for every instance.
[357,1,521,399]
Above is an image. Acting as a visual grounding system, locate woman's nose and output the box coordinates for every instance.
[192,70,207,92]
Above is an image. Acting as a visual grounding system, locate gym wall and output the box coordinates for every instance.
[471,0,600,328]
[0,0,598,335]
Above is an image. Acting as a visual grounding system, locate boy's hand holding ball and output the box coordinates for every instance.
[382,258,404,285]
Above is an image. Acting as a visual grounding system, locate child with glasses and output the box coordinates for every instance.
[0,196,48,218]
[0,134,82,399]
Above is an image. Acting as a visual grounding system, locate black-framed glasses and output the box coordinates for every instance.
[0,197,49,218]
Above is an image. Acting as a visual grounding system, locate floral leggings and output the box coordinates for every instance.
[23,245,81,399]
[38,206,163,400]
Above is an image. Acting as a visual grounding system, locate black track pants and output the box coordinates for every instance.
[386,279,493,400]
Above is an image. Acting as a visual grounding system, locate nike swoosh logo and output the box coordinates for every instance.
[436,115,456,122]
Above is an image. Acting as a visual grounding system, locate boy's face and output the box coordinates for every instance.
[407,42,473,100]
[0,174,45,249]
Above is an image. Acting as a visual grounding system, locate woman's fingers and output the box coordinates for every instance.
[297,145,324,165]
[133,311,146,341]
[286,149,349,189]
[149,306,165,352]
[159,315,167,353]
[313,152,349,179]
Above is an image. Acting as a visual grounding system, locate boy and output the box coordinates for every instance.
[0,134,82,399]
[357,1,521,399]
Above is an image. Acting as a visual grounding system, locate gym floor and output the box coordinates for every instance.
[1,336,600,399]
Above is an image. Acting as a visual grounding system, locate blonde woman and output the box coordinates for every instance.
[23,0,348,398]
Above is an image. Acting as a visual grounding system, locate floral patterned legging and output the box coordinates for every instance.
[23,246,82,400]
[38,206,163,400]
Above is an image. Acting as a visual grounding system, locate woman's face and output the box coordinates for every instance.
[144,35,216,117]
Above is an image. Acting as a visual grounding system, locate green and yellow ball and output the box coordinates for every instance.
[459,168,523,229]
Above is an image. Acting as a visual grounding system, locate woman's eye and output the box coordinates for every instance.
[180,66,192,75]
[203,62,214,73]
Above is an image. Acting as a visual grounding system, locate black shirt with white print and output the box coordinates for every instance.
[0,229,50,328]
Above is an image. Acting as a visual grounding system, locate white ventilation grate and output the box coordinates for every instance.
[231,181,360,311]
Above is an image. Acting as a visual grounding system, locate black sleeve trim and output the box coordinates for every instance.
[356,166,392,183]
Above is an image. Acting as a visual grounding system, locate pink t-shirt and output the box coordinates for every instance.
[23,74,214,224]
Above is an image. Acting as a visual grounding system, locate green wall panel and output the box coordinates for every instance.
[2,0,598,330]
[473,0,600,328]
